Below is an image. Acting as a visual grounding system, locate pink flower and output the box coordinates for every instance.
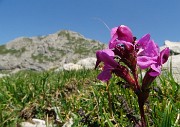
[109,26,159,71]
[95,49,135,86]
[108,25,137,71]
[95,49,118,69]
[96,25,170,92]
[141,47,170,91]
[113,41,136,71]
[95,49,119,82]
[109,25,134,49]
[149,47,170,76]
[136,34,159,69]
[136,34,170,76]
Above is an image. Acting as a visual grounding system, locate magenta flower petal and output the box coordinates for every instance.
[95,49,114,69]
[109,25,134,49]
[97,65,112,82]
[149,71,160,77]
[160,47,170,64]
[136,35,160,69]
[138,40,159,57]
[146,40,159,57]
[109,36,119,49]
[149,64,161,76]
[96,49,119,67]
[96,49,114,59]
[110,27,118,38]
[148,47,170,76]
[117,25,134,42]
[136,34,150,48]
[109,27,118,49]
[110,40,134,50]
[136,34,159,58]
[137,56,157,69]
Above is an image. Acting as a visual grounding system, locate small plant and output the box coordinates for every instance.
[95,25,170,126]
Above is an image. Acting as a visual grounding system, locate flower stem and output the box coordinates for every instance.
[138,93,147,127]
[131,66,147,126]
[132,67,141,92]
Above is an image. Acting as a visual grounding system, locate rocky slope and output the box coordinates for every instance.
[161,40,180,83]
[0,32,179,82]
[0,30,106,71]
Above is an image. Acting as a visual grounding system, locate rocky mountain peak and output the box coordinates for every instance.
[0,30,106,71]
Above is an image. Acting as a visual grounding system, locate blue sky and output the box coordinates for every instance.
[0,0,180,46]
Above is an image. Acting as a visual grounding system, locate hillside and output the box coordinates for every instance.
[0,30,106,71]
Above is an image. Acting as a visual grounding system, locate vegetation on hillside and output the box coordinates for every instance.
[0,69,179,126]
[0,45,26,57]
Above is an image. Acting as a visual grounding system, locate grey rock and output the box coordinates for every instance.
[159,42,180,83]
[161,40,180,54]
[0,30,106,71]
[20,118,50,127]
[55,57,97,71]
[0,65,8,70]
[20,122,37,127]
[62,118,73,127]
[163,54,180,83]
[76,57,96,69]
[63,63,83,71]
[20,119,46,127]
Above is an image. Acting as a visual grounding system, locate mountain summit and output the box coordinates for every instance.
[0,30,106,71]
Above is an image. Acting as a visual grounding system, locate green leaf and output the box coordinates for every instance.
[160,101,172,127]
[104,113,114,127]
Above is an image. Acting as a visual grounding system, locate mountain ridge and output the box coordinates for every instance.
[0,30,106,71]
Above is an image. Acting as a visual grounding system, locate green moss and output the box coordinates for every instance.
[31,54,44,63]
[0,45,26,57]
[48,46,56,52]
[57,31,71,40]
[74,44,90,55]
[57,49,66,56]
[31,53,59,63]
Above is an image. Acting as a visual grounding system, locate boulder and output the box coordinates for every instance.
[20,118,48,127]
[63,63,83,71]
[161,40,180,54]
[160,41,180,83]
[55,57,97,71]
[76,57,96,69]
[0,65,8,70]
[163,54,180,83]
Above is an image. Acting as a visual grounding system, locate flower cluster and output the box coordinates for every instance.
[95,25,170,92]
[95,25,170,126]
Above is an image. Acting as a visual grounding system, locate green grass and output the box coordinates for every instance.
[0,69,179,126]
